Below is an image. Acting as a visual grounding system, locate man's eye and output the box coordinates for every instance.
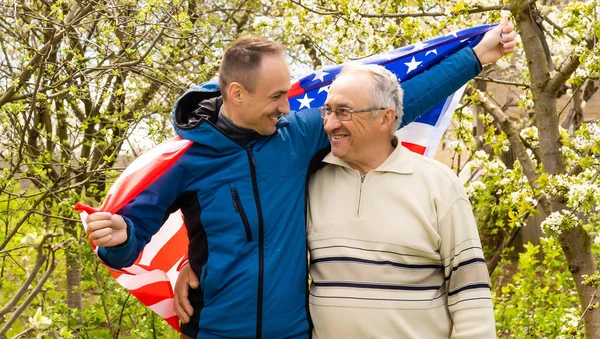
[338,109,350,116]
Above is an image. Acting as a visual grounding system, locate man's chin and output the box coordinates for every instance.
[331,148,347,160]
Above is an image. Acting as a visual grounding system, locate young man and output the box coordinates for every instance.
[307,64,494,338]
[86,19,515,339]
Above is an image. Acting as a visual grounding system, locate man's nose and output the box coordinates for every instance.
[323,113,341,132]
[279,97,291,115]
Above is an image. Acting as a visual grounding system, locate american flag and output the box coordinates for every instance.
[75,24,494,331]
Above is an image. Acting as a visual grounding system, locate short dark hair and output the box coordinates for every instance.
[219,36,285,99]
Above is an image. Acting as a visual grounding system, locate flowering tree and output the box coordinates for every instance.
[1,0,599,337]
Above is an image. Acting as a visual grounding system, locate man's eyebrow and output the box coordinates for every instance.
[270,89,290,96]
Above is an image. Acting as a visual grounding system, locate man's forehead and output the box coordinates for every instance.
[324,93,353,107]
[326,74,371,106]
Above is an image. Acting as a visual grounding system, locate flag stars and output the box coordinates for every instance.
[404,57,422,74]
[318,85,330,94]
[311,69,329,82]
[411,41,428,51]
[425,49,438,56]
[297,94,315,109]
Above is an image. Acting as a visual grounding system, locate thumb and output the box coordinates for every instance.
[188,267,200,289]
[500,16,508,27]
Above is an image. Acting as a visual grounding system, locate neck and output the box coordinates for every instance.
[221,102,248,130]
[346,140,395,175]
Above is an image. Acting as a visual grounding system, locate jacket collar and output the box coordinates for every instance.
[322,137,414,174]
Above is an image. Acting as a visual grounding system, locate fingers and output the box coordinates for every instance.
[174,287,194,323]
[174,294,191,324]
[502,41,517,50]
[174,282,191,323]
[174,264,197,324]
[182,290,194,319]
[91,234,113,247]
[85,212,112,224]
[86,212,115,247]
[88,227,113,241]
[86,219,113,233]
[188,266,200,289]
[502,21,514,34]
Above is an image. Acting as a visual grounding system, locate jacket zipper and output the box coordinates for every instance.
[231,188,252,242]
[357,173,366,216]
[201,118,267,337]
[246,145,265,339]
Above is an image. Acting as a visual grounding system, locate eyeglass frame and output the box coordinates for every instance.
[318,106,388,121]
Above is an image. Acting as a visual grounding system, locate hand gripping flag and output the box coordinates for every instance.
[75,24,495,331]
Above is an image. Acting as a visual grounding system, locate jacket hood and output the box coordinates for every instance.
[172,79,222,130]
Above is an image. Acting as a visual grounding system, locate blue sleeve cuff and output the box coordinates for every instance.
[469,47,483,73]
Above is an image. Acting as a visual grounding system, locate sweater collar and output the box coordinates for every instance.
[322,137,414,174]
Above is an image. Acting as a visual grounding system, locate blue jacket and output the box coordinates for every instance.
[98,47,481,338]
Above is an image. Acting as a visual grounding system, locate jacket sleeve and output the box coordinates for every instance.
[97,161,191,269]
[400,47,482,127]
[290,107,331,157]
[438,195,496,338]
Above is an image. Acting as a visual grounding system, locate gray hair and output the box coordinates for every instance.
[337,64,403,133]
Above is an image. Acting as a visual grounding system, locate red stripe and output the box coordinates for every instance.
[100,138,193,214]
[129,280,173,306]
[401,141,426,155]
[165,316,180,332]
[287,81,304,98]
[73,202,97,214]
[150,222,189,271]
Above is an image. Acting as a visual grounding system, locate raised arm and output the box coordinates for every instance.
[401,17,516,126]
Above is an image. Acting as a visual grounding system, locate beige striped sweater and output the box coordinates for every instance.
[307,143,495,339]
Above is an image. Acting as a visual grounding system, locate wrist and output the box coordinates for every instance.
[471,46,483,64]
[177,258,190,271]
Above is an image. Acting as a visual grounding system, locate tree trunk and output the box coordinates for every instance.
[65,221,83,316]
[511,1,600,336]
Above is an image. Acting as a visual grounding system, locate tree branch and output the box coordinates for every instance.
[538,12,578,42]
[0,243,59,337]
[359,5,508,18]
[0,3,94,109]
[475,76,530,88]
[289,0,342,15]
[467,86,550,215]
[547,35,597,95]
[0,239,48,317]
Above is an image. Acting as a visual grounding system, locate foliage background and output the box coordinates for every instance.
[1,0,599,338]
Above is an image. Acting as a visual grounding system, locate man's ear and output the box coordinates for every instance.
[380,108,396,131]
[227,82,244,105]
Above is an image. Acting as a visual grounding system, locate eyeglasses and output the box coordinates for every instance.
[318,106,387,121]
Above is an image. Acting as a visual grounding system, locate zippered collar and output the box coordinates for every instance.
[323,137,414,175]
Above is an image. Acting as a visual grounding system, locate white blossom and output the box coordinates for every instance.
[29,307,52,330]
[541,210,577,235]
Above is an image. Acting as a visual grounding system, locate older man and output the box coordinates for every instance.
[306,64,495,338]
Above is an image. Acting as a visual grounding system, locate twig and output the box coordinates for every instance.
[94,260,113,333]
[114,293,132,339]
[0,244,59,337]
[538,12,578,42]
[571,289,598,338]
[359,5,507,18]
[475,76,530,88]
[289,0,341,15]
